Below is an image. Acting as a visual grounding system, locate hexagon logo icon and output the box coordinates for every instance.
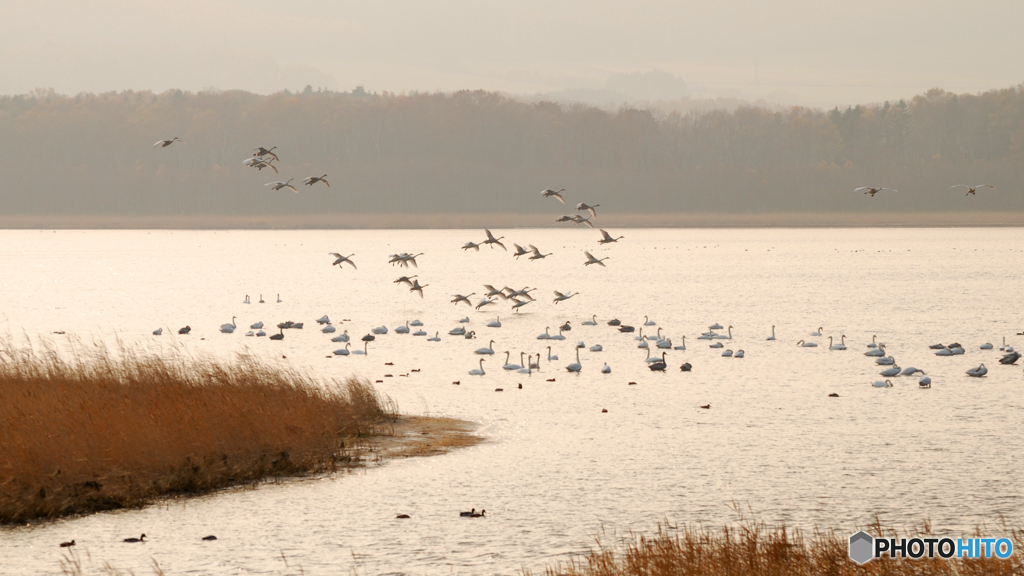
[849,531,874,565]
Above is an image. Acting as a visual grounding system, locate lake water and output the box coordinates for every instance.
[1,227,1022,575]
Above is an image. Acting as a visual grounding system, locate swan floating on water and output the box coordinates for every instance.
[966,363,988,377]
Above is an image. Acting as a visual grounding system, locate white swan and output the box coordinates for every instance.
[872,379,894,388]
[244,295,250,304]
[901,367,925,376]
[152,327,163,335]
[601,362,611,374]
[518,355,533,374]
[413,329,427,336]
[796,340,818,347]
[566,348,582,373]
[372,326,388,334]
[674,336,687,350]
[710,342,724,349]
[550,329,566,341]
[334,343,351,356]
[547,346,558,361]
[316,315,331,325]
[428,332,441,342]
[410,319,423,327]
[712,326,733,340]
[865,346,886,357]
[322,325,336,333]
[980,342,993,350]
[251,321,264,329]
[449,326,467,336]
[352,341,369,355]
[934,347,953,356]
[582,315,597,326]
[487,316,502,328]
[590,344,603,352]
[469,358,486,375]
[643,315,656,326]
[879,365,901,377]
[875,356,896,366]
[767,325,776,341]
[829,335,847,350]
[332,330,350,342]
[220,316,237,333]
[475,340,496,355]
[919,376,932,388]
[867,335,878,348]
[637,340,649,349]
[502,351,522,371]
[735,349,745,358]
[810,326,822,336]
[966,363,988,377]
[266,179,298,193]
[395,321,410,334]
[722,349,733,357]
[583,251,608,267]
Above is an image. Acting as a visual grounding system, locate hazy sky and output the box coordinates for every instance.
[4,0,1023,107]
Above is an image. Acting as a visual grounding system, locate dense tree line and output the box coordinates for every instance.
[0,84,1021,220]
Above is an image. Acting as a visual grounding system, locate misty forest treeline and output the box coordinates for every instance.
[1,84,1022,219]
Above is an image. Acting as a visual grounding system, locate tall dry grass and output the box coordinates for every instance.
[529,516,1024,576]
[0,337,396,524]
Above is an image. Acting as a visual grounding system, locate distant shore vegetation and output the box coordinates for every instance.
[1,84,1022,223]
[0,337,397,524]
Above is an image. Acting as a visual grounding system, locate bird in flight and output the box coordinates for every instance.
[512,243,530,259]
[304,174,330,187]
[598,229,623,244]
[553,290,577,304]
[529,245,552,260]
[154,137,183,148]
[394,275,417,286]
[542,188,566,204]
[584,251,609,267]
[951,184,994,196]
[253,146,279,161]
[855,186,898,197]
[483,229,507,250]
[462,241,481,251]
[243,157,278,173]
[576,202,600,218]
[409,279,427,297]
[266,179,298,193]
[329,253,357,269]
[451,293,476,306]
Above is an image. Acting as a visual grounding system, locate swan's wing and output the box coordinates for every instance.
[347,260,357,269]
[881,188,898,193]
[584,251,595,260]
[553,193,565,204]
[265,182,279,187]
[530,244,541,255]
[321,178,329,187]
[285,185,298,193]
[980,184,994,189]
[303,177,314,184]
[853,187,872,192]
[950,184,968,189]
[495,240,506,251]
[266,151,280,161]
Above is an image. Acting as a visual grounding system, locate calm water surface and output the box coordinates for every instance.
[1,228,1022,575]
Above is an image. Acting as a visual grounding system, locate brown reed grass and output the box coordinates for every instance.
[528,515,1024,576]
[0,337,397,524]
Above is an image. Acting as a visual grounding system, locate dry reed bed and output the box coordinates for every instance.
[0,337,396,524]
[530,518,1024,576]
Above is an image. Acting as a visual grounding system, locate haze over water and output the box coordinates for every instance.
[1,227,1022,575]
